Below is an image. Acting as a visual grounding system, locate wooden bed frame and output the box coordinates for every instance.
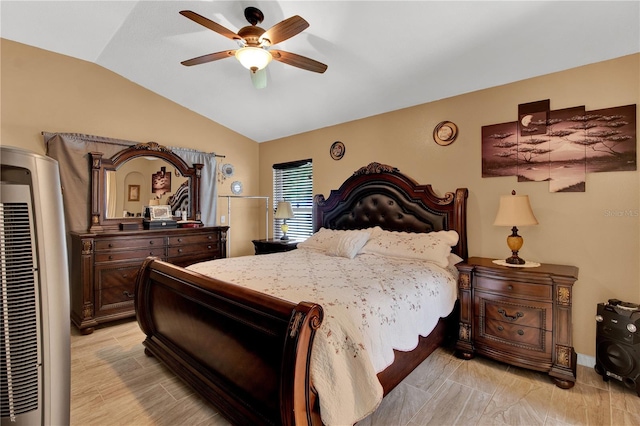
[135,162,468,425]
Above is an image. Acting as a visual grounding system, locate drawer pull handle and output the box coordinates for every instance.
[178,249,183,253]
[207,245,212,249]
[149,241,154,245]
[517,329,524,336]
[108,255,113,260]
[123,291,134,299]
[498,309,523,321]
[177,238,182,242]
[507,285,513,290]
[108,243,113,248]
[497,325,504,331]
[208,235,213,240]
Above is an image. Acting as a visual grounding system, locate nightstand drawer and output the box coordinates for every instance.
[475,275,552,300]
[476,292,552,331]
[477,317,552,354]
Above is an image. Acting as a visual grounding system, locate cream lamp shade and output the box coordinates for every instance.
[274,201,294,240]
[494,191,538,265]
[235,47,273,72]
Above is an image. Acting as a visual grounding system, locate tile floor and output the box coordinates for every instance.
[70,319,640,425]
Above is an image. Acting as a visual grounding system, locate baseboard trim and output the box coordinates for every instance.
[577,352,595,368]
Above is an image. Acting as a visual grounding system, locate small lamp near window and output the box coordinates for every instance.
[493,190,539,265]
[274,201,295,241]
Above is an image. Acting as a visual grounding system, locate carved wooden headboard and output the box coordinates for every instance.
[313,162,468,259]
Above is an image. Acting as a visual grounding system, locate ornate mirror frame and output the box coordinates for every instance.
[89,142,202,232]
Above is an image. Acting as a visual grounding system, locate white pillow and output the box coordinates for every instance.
[448,253,464,268]
[297,228,337,252]
[361,229,459,267]
[326,230,371,259]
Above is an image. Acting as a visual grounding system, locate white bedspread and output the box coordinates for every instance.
[187,248,458,426]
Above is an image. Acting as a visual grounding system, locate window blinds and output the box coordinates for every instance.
[273,159,313,240]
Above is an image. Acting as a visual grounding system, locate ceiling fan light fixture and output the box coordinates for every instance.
[235,47,272,73]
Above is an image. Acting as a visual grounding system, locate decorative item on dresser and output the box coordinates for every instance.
[69,142,228,334]
[455,257,579,389]
[252,238,298,255]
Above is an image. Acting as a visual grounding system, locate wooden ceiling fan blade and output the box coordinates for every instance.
[270,50,327,73]
[181,50,236,66]
[260,15,309,46]
[180,10,241,41]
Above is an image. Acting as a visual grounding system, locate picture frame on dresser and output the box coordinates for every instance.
[127,184,140,201]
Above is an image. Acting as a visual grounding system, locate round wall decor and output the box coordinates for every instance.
[433,121,458,146]
[219,163,235,178]
[330,141,345,160]
[230,181,243,195]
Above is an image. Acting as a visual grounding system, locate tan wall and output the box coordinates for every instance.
[0,39,260,256]
[259,53,640,358]
[2,37,638,357]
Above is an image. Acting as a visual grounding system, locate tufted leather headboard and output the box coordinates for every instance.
[313,162,468,259]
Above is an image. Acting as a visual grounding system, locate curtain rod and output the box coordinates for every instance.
[169,146,225,158]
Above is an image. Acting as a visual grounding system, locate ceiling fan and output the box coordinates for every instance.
[180,7,327,89]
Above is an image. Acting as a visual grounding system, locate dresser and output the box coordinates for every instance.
[455,257,579,388]
[70,226,228,334]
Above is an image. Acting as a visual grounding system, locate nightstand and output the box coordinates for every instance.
[252,239,299,255]
[455,256,579,388]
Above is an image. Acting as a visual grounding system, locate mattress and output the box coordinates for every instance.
[187,247,458,425]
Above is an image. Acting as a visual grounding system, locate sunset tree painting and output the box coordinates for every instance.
[482,103,636,193]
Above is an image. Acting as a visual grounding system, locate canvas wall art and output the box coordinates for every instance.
[482,101,636,193]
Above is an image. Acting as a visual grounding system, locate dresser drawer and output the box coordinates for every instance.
[476,317,552,355]
[95,248,164,262]
[475,291,552,331]
[97,283,136,311]
[95,263,143,289]
[475,275,552,300]
[168,233,219,246]
[167,243,220,258]
[95,237,164,251]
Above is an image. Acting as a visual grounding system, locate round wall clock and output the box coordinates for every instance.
[433,121,458,146]
[330,141,345,160]
[230,181,243,195]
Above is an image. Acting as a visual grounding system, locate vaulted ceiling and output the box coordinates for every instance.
[2,1,638,142]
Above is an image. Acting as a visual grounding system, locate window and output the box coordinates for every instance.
[273,159,313,240]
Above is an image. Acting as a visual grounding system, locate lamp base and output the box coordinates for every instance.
[505,227,525,265]
[505,254,526,265]
[280,222,290,241]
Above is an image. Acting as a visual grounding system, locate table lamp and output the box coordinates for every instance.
[274,201,295,240]
[493,190,539,265]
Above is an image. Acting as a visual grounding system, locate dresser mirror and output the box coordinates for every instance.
[89,142,202,232]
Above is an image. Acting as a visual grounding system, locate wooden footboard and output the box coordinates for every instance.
[134,257,324,426]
